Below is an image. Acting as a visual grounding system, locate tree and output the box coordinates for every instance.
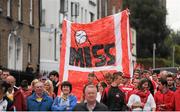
[170,31,180,45]
[168,30,180,65]
[123,0,170,58]
[175,45,180,65]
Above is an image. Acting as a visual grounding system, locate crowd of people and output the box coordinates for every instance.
[0,68,180,111]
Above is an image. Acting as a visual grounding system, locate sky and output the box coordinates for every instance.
[166,0,180,31]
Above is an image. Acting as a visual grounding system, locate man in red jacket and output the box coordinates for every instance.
[174,75,180,110]
[6,76,26,111]
[154,78,175,111]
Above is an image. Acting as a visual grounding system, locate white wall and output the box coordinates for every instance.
[42,0,60,28]
[40,0,60,72]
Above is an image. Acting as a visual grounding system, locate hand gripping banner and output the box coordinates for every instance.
[59,10,133,100]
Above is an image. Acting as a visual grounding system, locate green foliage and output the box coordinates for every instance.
[164,30,180,65]
[170,31,180,45]
[175,45,180,64]
[123,0,170,58]
[137,58,178,69]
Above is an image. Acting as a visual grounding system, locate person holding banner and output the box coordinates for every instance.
[101,72,129,111]
[104,73,113,86]
[87,72,96,85]
[51,81,77,111]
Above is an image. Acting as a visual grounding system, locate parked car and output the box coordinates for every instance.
[152,67,179,74]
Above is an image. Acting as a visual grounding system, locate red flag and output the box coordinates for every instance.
[58,10,132,100]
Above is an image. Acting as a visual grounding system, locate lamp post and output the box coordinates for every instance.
[153,43,156,69]
[172,46,175,67]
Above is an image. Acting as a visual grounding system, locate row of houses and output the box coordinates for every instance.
[0,0,137,73]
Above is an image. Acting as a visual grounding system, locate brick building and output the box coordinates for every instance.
[107,0,123,15]
[0,0,40,71]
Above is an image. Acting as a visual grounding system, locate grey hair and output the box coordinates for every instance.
[84,84,97,93]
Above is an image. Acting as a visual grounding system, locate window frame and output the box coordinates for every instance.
[7,0,12,17]
[18,0,23,21]
[29,0,34,25]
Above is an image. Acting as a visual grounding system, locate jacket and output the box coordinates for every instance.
[154,90,175,111]
[27,93,53,111]
[51,95,77,111]
[3,96,13,111]
[73,101,108,111]
[0,97,8,111]
[101,86,128,111]
[8,87,26,111]
[174,89,180,110]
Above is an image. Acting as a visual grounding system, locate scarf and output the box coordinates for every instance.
[134,90,150,105]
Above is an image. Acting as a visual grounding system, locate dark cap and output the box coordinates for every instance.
[143,70,151,74]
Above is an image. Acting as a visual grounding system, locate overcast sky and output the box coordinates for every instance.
[166,0,180,31]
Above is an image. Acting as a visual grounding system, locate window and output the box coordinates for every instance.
[104,0,108,16]
[8,34,23,70]
[98,0,101,18]
[71,2,79,22]
[16,38,21,61]
[59,13,63,26]
[71,2,74,21]
[0,2,2,13]
[90,12,94,22]
[85,9,87,23]
[71,2,79,17]
[7,0,12,17]
[81,7,83,23]
[28,44,32,63]
[41,9,45,26]
[112,6,116,14]
[18,0,23,21]
[30,0,34,25]
[89,0,96,6]
[60,0,68,13]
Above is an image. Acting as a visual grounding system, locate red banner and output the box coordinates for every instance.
[59,10,133,100]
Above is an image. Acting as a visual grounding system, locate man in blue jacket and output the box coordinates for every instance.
[27,81,53,111]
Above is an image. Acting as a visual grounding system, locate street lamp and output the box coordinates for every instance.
[172,45,175,67]
[153,43,156,69]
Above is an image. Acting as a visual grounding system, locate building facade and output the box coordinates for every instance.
[40,0,61,72]
[40,0,98,72]
[60,0,97,23]
[0,0,40,71]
